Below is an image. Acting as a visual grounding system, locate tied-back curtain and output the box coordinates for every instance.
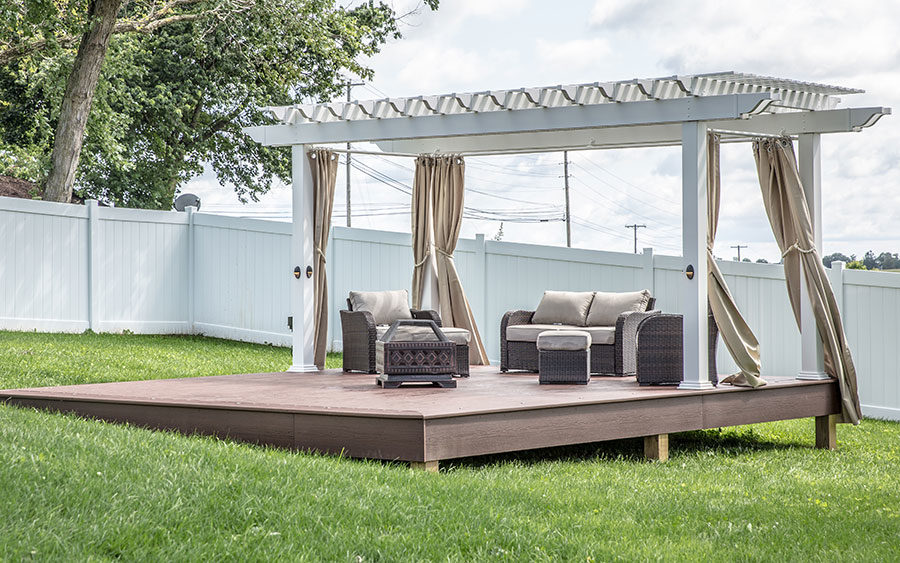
[307,148,338,369]
[707,134,765,388]
[753,138,862,424]
[419,155,488,365]
[410,157,433,310]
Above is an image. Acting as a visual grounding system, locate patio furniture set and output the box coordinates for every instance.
[341,289,718,387]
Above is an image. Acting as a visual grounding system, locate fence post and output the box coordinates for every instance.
[327,226,335,351]
[642,247,655,296]
[186,205,196,334]
[829,261,845,315]
[87,199,100,332]
[475,233,487,334]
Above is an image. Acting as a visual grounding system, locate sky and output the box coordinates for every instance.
[189,0,900,263]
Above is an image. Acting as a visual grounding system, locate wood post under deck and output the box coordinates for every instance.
[411,461,439,472]
[644,434,669,461]
[815,414,837,450]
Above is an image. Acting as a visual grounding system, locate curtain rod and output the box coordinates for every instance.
[709,128,795,140]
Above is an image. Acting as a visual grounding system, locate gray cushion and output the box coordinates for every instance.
[585,290,651,327]
[349,290,412,325]
[536,330,592,351]
[531,290,595,326]
[506,324,615,345]
[376,324,470,345]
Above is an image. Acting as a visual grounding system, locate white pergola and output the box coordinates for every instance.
[245,71,889,386]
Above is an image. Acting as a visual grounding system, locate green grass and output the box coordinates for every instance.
[1,331,899,560]
[0,330,341,389]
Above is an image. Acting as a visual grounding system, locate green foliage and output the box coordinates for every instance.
[755,258,768,264]
[0,330,899,560]
[1,0,435,208]
[823,252,853,268]
[846,260,867,270]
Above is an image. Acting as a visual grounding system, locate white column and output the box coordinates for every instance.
[797,133,828,380]
[289,145,318,372]
[678,121,713,390]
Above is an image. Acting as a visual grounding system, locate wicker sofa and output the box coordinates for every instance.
[500,290,658,376]
[340,289,471,376]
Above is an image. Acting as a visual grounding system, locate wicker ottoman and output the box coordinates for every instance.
[536,330,592,385]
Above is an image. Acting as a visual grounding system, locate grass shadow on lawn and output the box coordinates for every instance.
[443,425,809,470]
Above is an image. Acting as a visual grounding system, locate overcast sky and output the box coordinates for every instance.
[191,0,900,263]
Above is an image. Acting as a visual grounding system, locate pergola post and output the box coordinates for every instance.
[797,133,829,380]
[678,121,713,390]
[289,144,318,372]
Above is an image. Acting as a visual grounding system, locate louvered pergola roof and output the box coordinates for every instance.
[244,71,888,153]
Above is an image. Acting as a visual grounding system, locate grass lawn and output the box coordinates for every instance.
[1,331,899,560]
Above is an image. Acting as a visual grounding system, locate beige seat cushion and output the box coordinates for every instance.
[536,330,591,351]
[376,324,470,346]
[506,324,615,345]
[585,289,651,326]
[531,290,595,326]
[349,289,412,325]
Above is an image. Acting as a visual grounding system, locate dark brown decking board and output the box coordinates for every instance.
[0,368,840,463]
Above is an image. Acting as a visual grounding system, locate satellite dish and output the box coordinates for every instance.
[174,193,201,211]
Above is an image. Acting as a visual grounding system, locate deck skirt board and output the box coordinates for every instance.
[1,368,839,463]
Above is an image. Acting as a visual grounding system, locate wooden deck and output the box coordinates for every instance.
[0,367,840,466]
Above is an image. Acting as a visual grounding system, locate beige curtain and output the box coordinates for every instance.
[307,148,338,369]
[418,155,488,365]
[707,134,765,388]
[753,138,862,424]
[410,158,433,310]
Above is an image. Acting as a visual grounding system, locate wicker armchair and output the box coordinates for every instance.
[634,312,719,386]
[500,297,658,376]
[340,299,470,376]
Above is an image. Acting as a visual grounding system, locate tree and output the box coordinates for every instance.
[863,250,878,270]
[755,258,768,264]
[846,260,867,270]
[822,252,852,268]
[1,0,438,207]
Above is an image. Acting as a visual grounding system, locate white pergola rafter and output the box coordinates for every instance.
[243,71,889,385]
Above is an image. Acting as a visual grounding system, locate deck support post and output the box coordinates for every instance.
[644,434,669,461]
[678,121,713,390]
[815,415,837,450]
[798,133,829,380]
[411,460,439,472]
[289,144,318,372]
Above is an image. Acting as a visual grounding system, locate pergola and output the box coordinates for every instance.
[245,71,889,392]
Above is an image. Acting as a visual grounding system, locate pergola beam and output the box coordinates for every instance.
[372,107,889,155]
[245,94,776,147]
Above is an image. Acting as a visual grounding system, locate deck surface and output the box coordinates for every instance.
[0,367,839,463]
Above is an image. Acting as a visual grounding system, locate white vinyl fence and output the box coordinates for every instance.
[1,196,898,421]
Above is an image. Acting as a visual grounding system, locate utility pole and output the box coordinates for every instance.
[563,150,571,247]
[625,224,646,254]
[344,81,364,227]
[731,244,748,261]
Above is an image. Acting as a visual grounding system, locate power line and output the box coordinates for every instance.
[731,244,748,261]
[563,150,571,247]
[344,81,365,227]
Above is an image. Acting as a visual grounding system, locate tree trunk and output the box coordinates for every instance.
[43,0,122,203]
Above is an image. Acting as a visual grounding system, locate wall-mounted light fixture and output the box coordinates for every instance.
[293,266,302,279]
[685,264,694,280]
[306,265,313,278]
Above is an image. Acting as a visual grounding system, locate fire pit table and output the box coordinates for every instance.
[375,319,457,389]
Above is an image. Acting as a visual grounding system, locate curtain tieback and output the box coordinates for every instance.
[316,248,327,262]
[781,242,816,258]
[414,256,429,268]
[435,247,454,259]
